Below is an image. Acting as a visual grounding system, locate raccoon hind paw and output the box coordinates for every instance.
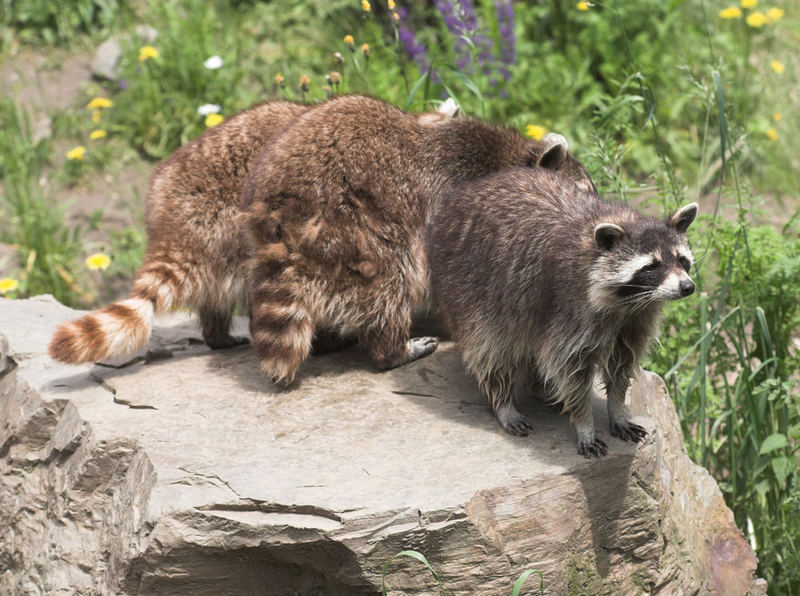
[495,402,533,437]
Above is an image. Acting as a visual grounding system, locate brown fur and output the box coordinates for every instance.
[48,100,310,363]
[241,95,596,384]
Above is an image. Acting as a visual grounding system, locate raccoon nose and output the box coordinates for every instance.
[679,279,695,297]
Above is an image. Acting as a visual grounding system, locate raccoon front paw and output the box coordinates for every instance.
[496,403,533,437]
[405,336,439,362]
[610,419,648,443]
[577,436,608,458]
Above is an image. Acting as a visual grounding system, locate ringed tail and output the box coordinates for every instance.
[48,260,185,364]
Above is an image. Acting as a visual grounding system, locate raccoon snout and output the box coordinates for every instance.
[679,278,695,297]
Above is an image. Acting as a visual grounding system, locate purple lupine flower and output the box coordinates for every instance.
[435,0,496,75]
[494,0,515,81]
[395,7,441,83]
[118,78,128,90]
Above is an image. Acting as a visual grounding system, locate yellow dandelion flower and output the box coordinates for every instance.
[300,75,310,92]
[89,129,107,140]
[577,1,590,10]
[746,11,767,26]
[525,124,547,140]
[719,6,743,18]
[66,146,86,161]
[86,97,113,110]
[85,253,111,271]
[275,73,285,87]
[362,0,371,12]
[387,0,396,8]
[0,277,19,294]
[392,11,400,21]
[766,128,778,141]
[91,110,102,123]
[344,34,354,46]
[770,60,785,74]
[205,113,224,127]
[740,0,757,8]
[773,112,782,122]
[328,71,341,85]
[361,43,370,59]
[766,7,784,21]
[138,45,159,62]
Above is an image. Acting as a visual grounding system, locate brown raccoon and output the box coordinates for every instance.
[241,95,596,384]
[48,100,309,364]
[47,98,464,365]
[426,167,697,457]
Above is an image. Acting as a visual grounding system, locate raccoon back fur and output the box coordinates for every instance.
[241,95,596,385]
[426,167,697,457]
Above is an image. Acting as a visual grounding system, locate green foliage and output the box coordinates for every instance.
[0,98,89,305]
[0,0,131,46]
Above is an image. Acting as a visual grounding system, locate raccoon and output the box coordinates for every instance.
[425,167,697,457]
[48,100,311,364]
[241,95,596,385]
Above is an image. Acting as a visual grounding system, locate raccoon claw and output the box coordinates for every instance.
[577,436,608,458]
[610,420,647,443]
[496,404,533,437]
[206,335,250,350]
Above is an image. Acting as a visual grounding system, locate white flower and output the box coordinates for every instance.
[203,55,224,70]
[197,103,221,116]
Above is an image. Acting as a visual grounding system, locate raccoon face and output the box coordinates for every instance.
[590,203,698,309]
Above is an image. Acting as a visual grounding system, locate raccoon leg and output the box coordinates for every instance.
[478,365,533,437]
[554,364,607,457]
[310,329,358,355]
[199,305,249,350]
[249,276,314,386]
[604,349,647,443]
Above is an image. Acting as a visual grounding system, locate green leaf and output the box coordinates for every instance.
[755,479,770,496]
[759,433,788,455]
[512,569,544,596]
[382,550,447,596]
[771,456,795,485]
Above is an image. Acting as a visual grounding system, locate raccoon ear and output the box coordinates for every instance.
[537,133,569,170]
[594,223,626,251]
[669,203,698,234]
[437,97,460,117]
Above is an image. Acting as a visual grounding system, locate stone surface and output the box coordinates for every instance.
[0,296,765,595]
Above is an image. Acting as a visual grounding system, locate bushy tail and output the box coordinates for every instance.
[48,298,155,364]
[48,257,190,364]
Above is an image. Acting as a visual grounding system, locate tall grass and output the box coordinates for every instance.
[0,98,89,305]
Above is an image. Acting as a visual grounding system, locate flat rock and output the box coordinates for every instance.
[0,296,765,594]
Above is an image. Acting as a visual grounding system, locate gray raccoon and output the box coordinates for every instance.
[426,167,697,457]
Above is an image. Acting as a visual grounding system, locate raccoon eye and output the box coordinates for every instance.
[678,256,691,272]
[641,261,660,273]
